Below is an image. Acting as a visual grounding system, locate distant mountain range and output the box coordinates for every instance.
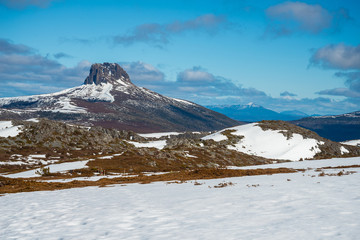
[207,103,360,142]
[0,63,240,133]
[292,111,360,142]
[207,103,309,122]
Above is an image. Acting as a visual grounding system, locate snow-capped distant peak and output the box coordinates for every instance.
[241,102,261,109]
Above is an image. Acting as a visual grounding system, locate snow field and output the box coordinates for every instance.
[0,154,59,167]
[127,140,167,150]
[0,121,22,138]
[229,156,360,170]
[2,160,90,178]
[203,123,327,161]
[138,132,182,138]
[1,157,359,240]
[342,139,360,146]
[25,118,39,122]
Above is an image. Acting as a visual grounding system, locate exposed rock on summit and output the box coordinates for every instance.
[84,63,131,85]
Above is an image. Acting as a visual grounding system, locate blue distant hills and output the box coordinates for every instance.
[206,103,310,122]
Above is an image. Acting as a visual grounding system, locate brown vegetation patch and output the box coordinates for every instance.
[0,167,297,194]
[318,170,356,177]
[257,120,320,140]
[317,165,360,170]
[85,146,277,174]
[213,181,235,188]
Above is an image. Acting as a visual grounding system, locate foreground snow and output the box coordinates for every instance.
[1,157,359,239]
[203,123,327,161]
[230,156,360,169]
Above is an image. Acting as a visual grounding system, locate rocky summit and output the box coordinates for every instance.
[84,63,131,85]
[0,63,240,132]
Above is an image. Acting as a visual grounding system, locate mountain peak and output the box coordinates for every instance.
[84,62,131,85]
[243,102,261,109]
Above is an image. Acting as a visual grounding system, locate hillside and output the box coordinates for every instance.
[292,111,360,142]
[203,120,360,161]
[1,119,359,179]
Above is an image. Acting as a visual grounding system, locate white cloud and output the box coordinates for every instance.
[310,43,360,70]
[265,2,350,37]
[113,14,230,47]
[0,38,91,97]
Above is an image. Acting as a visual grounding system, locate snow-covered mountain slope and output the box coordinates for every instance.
[202,121,352,161]
[0,63,240,132]
[0,83,115,113]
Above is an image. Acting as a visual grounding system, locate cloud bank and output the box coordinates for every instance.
[113,14,230,47]
[310,43,360,70]
[0,38,90,97]
[310,43,360,100]
[121,61,356,115]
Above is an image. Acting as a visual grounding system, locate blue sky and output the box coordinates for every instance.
[0,0,359,115]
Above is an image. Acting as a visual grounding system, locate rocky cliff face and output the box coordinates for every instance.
[84,63,131,85]
[0,63,241,132]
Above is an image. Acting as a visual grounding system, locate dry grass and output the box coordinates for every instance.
[0,167,297,194]
[318,170,356,177]
[213,181,235,188]
[317,165,360,170]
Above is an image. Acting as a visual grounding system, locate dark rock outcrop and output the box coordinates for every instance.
[84,63,131,85]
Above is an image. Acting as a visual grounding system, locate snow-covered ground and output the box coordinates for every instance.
[229,156,360,170]
[138,132,182,138]
[0,154,59,167]
[25,118,39,122]
[127,140,167,150]
[0,121,22,138]
[0,157,359,240]
[342,139,360,146]
[202,123,339,161]
[2,160,89,178]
